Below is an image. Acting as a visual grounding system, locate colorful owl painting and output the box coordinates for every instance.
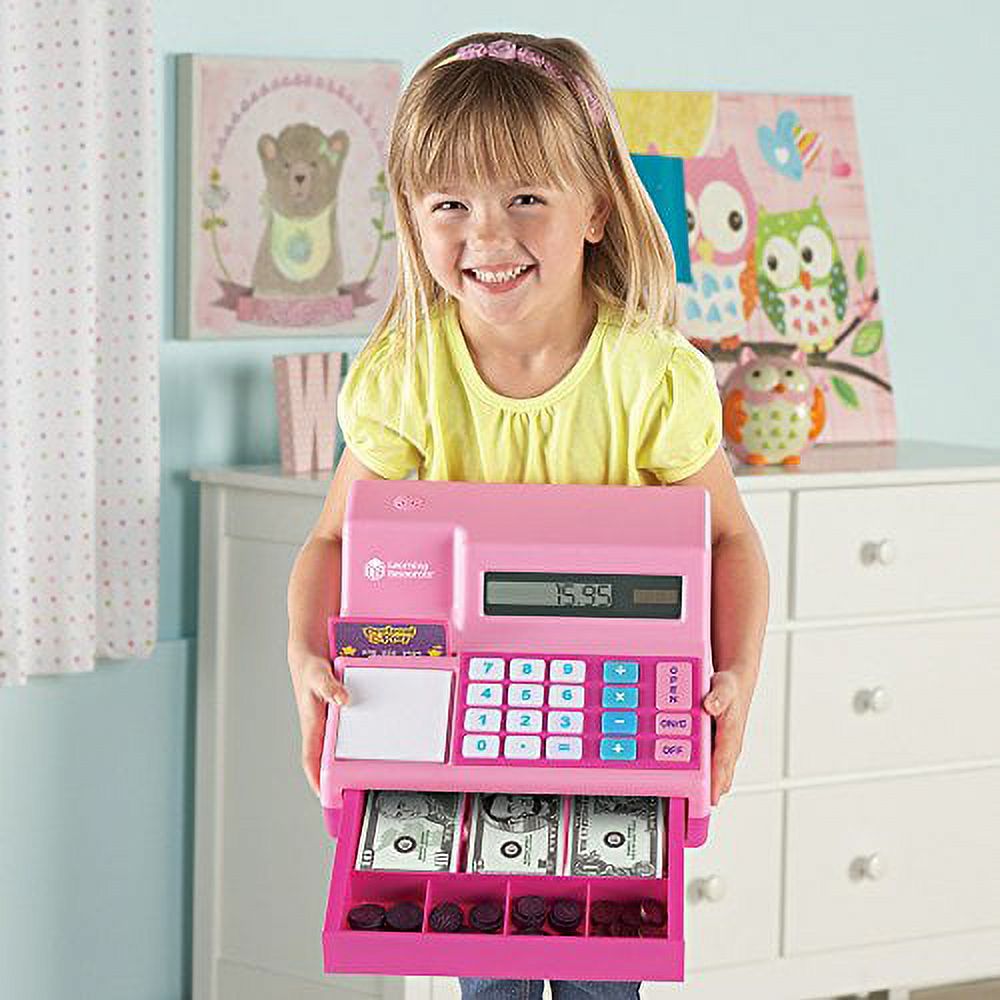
[721,346,825,465]
[755,198,848,353]
[678,146,759,353]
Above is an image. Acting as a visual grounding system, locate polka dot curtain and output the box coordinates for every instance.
[0,1,160,686]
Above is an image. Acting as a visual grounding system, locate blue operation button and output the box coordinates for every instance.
[602,686,639,709]
[601,711,638,735]
[603,660,639,683]
[600,737,637,761]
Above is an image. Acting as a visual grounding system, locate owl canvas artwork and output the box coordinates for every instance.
[612,91,895,450]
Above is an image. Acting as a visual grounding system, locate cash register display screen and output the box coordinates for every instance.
[484,572,682,619]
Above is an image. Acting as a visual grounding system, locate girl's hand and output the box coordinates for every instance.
[287,648,350,797]
[702,669,753,806]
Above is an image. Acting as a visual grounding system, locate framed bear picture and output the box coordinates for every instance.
[175,54,401,339]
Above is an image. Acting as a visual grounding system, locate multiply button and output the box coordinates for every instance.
[603,660,638,683]
[655,713,692,737]
[602,686,639,709]
[654,738,692,763]
[655,661,692,710]
[599,738,637,761]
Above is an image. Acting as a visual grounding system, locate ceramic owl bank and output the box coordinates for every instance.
[721,346,825,466]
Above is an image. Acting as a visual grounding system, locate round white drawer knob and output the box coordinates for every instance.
[851,853,886,881]
[693,875,727,902]
[854,686,891,714]
[861,538,896,566]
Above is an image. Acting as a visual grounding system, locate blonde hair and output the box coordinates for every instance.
[355,30,678,374]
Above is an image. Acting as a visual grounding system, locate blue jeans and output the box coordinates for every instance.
[459,980,641,1000]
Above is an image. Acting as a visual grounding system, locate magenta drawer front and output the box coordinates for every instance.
[323,789,687,981]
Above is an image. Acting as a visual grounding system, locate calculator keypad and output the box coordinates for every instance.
[454,652,700,768]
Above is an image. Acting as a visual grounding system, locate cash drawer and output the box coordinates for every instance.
[323,790,687,980]
[792,482,1000,619]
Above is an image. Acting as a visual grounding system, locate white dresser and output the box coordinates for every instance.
[191,440,1000,1000]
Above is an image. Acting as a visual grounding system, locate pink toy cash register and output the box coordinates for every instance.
[320,480,713,981]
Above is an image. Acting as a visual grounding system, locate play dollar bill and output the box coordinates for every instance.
[355,790,464,872]
[567,795,664,877]
[466,792,565,875]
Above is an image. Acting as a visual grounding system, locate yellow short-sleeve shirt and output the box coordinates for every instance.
[336,295,722,485]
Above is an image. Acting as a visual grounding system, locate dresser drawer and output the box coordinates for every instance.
[787,617,1000,777]
[224,487,323,544]
[792,482,1000,619]
[686,791,782,970]
[784,769,1000,955]
[740,491,789,625]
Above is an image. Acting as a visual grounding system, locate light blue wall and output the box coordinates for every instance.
[2,2,997,997]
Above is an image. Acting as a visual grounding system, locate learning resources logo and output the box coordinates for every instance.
[363,555,434,582]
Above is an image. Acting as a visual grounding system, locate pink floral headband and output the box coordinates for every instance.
[434,38,606,128]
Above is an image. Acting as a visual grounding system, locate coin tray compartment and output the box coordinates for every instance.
[503,874,589,936]
[325,790,687,979]
[584,875,671,937]
[425,873,510,933]
[339,871,432,932]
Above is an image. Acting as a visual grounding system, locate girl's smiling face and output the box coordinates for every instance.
[410,180,607,332]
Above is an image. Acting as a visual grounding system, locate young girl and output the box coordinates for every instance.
[287,30,769,1000]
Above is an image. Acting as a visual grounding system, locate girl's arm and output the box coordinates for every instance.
[674,447,770,805]
[287,445,385,797]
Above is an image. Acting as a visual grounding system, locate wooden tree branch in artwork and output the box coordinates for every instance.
[694,286,890,400]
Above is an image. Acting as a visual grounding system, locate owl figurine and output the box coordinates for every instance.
[722,346,825,466]
[755,198,848,353]
[678,147,759,355]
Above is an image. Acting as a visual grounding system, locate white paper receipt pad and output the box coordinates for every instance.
[334,666,453,762]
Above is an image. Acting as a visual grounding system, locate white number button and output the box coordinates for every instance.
[464,708,502,732]
[467,683,503,706]
[503,735,541,759]
[547,711,584,734]
[462,733,500,758]
[550,659,586,682]
[510,658,546,680]
[506,709,543,733]
[545,736,583,760]
[549,685,585,708]
[508,683,545,707]
[469,657,506,680]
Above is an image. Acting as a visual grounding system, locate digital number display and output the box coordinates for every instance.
[484,572,682,619]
